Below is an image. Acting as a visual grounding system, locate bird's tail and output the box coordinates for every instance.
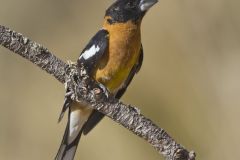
[55,102,92,160]
[55,121,83,160]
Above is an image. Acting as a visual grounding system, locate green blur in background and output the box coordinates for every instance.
[0,0,240,159]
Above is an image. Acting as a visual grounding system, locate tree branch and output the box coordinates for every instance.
[0,25,196,160]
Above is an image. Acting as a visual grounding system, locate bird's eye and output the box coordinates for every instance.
[126,2,135,9]
[114,6,120,11]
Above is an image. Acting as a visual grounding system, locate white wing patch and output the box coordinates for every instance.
[80,45,100,60]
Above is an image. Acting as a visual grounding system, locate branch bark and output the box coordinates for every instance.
[0,25,196,160]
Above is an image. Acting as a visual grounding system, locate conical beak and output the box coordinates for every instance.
[139,0,158,12]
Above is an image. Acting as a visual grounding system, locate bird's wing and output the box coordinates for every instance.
[78,29,109,74]
[57,29,109,123]
[55,29,109,160]
[83,45,144,135]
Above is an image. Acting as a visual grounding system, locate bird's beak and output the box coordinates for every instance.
[139,0,158,12]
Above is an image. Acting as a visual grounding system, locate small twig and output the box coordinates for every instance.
[0,25,196,160]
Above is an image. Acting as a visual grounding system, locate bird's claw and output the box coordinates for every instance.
[98,83,109,98]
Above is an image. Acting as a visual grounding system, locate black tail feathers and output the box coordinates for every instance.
[55,122,83,160]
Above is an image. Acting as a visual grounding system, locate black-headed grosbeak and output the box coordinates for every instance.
[56,0,158,159]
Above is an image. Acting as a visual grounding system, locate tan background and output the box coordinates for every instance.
[0,0,240,159]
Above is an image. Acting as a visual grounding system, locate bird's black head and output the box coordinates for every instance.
[105,0,158,24]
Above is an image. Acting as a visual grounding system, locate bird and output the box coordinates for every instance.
[55,0,158,159]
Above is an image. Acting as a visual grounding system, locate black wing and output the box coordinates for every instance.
[58,29,109,123]
[56,29,109,160]
[83,45,144,135]
[78,29,109,74]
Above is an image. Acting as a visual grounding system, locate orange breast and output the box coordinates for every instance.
[94,18,141,93]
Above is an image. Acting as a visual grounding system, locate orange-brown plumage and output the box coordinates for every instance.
[94,17,142,93]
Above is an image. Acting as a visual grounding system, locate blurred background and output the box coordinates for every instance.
[0,0,240,159]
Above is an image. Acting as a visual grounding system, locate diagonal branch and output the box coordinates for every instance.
[0,25,67,83]
[0,25,196,160]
